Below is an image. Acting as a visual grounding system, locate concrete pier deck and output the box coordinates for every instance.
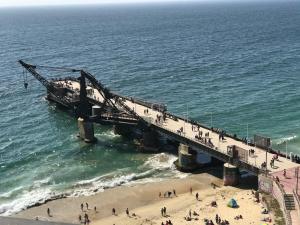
[59,80,299,176]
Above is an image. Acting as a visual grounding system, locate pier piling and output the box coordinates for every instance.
[223,163,239,186]
[78,117,97,143]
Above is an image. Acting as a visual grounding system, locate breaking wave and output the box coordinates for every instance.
[275,135,298,145]
[0,153,187,216]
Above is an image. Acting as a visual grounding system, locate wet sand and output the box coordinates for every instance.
[14,171,269,225]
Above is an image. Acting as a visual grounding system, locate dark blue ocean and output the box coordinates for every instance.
[0,1,300,215]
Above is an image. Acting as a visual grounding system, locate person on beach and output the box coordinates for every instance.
[126,208,129,217]
[112,208,116,215]
[81,203,84,211]
[161,208,164,217]
[283,169,287,177]
[159,192,162,198]
[84,213,89,225]
[189,209,191,218]
[86,202,89,210]
[196,192,199,200]
[47,208,51,217]
[78,215,82,223]
[94,206,97,213]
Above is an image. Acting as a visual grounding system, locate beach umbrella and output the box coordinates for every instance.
[227,198,238,208]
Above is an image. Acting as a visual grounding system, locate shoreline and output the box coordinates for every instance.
[12,169,269,225]
[13,171,222,222]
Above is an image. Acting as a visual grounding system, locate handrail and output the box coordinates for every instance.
[152,121,261,174]
[272,179,292,225]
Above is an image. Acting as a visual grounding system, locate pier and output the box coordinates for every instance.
[55,78,299,175]
[19,60,300,224]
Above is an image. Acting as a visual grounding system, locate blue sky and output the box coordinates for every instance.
[0,0,289,7]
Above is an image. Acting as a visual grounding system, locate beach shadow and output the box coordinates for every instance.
[237,176,258,190]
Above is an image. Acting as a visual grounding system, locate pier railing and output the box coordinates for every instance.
[152,121,261,174]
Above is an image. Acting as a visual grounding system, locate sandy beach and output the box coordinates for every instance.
[12,169,273,225]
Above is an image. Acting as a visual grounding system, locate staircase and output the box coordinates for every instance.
[284,194,295,210]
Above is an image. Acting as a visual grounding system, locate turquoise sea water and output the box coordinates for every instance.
[0,1,300,215]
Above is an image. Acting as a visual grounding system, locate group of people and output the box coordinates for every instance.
[159,189,177,198]
[218,130,226,141]
[194,133,214,148]
[160,206,167,217]
[80,202,89,211]
[191,124,200,132]
[78,213,90,225]
[155,113,166,125]
[161,219,173,225]
[291,154,300,163]
[79,202,94,225]
[234,214,243,220]
[215,214,230,225]
[248,149,255,156]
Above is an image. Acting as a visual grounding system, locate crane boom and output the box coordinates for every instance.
[19,60,54,92]
[81,70,145,123]
[18,60,148,126]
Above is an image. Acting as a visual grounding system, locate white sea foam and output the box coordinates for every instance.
[0,188,54,216]
[33,178,51,188]
[0,186,24,198]
[143,153,177,170]
[1,153,187,216]
[94,130,120,139]
[276,135,297,145]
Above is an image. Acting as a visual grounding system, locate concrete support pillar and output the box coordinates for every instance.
[78,117,96,143]
[92,105,101,116]
[139,130,160,152]
[177,144,197,172]
[223,163,239,186]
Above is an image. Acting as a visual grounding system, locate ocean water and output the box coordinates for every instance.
[0,1,300,215]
